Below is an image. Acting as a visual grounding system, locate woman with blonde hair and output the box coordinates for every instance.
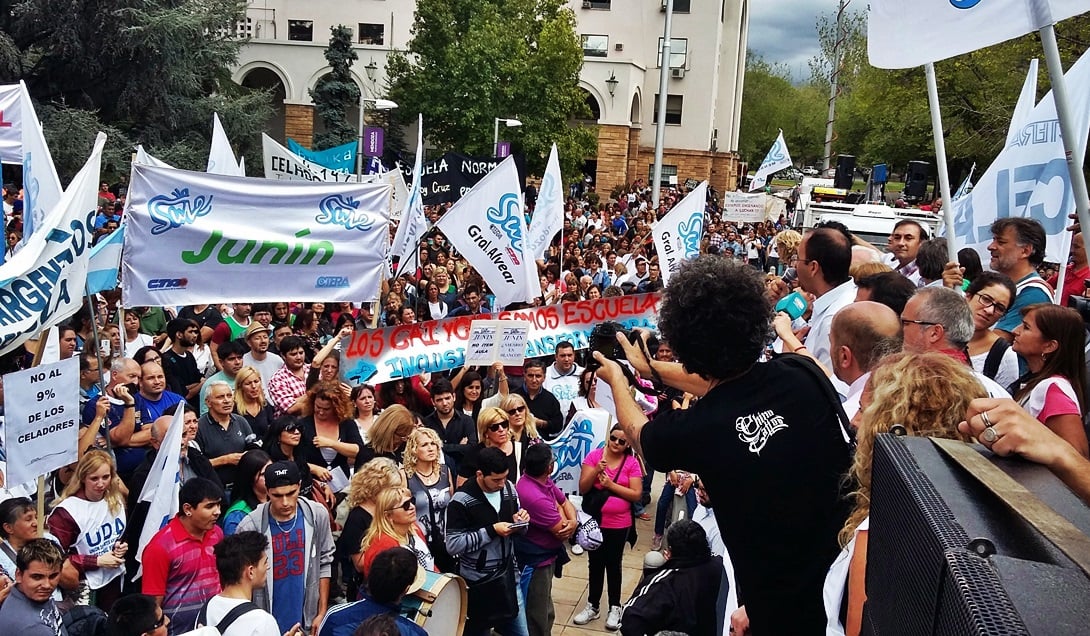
[234,365,275,437]
[364,404,416,463]
[501,393,542,446]
[826,353,986,636]
[337,457,404,599]
[48,450,128,610]
[360,487,435,576]
[457,406,522,486]
[775,229,802,263]
[404,427,456,572]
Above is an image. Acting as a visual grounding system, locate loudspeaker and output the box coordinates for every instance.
[863,435,1090,635]
[904,161,930,199]
[834,155,856,190]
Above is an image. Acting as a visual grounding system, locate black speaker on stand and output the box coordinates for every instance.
[903,161,930,201]
[834,155,856,190]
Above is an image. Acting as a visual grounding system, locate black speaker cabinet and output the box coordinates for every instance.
[864,435,1090,635]
[834,155,856,190]
[904,161,930,199]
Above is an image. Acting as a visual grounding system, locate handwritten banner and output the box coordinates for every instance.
[341,293,661,384]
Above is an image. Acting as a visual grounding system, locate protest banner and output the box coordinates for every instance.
[122,163,391,305]
[288,138,356,173]
[653,181,706,285]
[262,133,368,183]
[0,83,21,163]
[3,357,79,485]
[412,151,528,206]
[341,293,661,385]
[749,130,792,192]
[525,143,564,260]
[546,408,611,495]
[207,113,245,176]
[722,191,767,224]
[464,320,531,366]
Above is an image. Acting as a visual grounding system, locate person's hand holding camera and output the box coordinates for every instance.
[613,329,653,377]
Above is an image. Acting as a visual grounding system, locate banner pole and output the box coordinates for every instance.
[36,475,45,537]
[924,63,958,263]
[1039,24,1090,298]
[85,293,112,449]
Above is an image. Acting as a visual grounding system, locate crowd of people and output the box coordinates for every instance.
[1,171,1089,636]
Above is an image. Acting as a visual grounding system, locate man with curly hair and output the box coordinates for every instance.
[594,256,853,635]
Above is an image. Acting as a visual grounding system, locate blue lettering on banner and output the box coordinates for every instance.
[952,159,1072,244]
[677,210,703,256]
[485,193,525,251]
[1009,120,1061,149]
[949,0,982,8]
[147,278,188,290]
[550,416,597,483]
[315,276,350,288]
[382,348,466,379]
[315,194,376,231]
[148,188,214,235]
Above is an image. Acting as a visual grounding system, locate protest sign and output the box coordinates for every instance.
[263,133,368,183]
[341,293,661,385]
[3,357,79,485]
[547,408,611,495]
[722,191,767,224]
[464,320,531,366]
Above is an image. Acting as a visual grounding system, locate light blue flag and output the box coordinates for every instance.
[86,226,124,294]
[287,138,356,172]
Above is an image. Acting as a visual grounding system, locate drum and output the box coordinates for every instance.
[400,571,467,636]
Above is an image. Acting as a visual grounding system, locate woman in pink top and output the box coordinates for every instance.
[574,425,643,630]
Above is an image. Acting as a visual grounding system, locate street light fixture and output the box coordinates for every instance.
[493,117,522,157]
[357,97,398,177]
[606,71,619,98]
[364,58,378,83]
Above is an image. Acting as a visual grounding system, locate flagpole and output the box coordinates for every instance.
[1039,24,1090,272]
[924,63,958,263]
[85,293,112,450]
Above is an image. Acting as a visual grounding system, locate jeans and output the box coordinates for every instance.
[654,483,698,536]
[520,563,556,636]
[634,471,654,515]
[464,582,529,636]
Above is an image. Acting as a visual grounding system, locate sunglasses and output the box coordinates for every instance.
[389,498,414,512]
[505,405,526,415]
[152,613,168,629]
[609,435,627,446]
[283,424,301,433]
[489,421,511,432]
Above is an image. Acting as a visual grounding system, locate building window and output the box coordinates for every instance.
[656,37,688,68]
[581,34,608,58]
[652,94,683,125]
[649,164,679,182]
[673,0,691,12]
[358,23,384,45]
[288,20,313,41]
[585,0,611,8]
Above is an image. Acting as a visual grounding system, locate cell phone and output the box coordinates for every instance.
[509,521,529,529]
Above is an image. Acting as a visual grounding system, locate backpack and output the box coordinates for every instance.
[982,338,1010,381]
[62,605,108,636]
[195,599,261,635]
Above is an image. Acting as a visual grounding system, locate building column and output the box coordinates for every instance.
[626,127,642,186]
[284,103,314,145]
[595,124,631,196]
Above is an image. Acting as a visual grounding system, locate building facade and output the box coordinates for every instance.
[231,0,748,194]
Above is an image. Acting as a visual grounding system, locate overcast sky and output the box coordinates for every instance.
[747,0,835,81]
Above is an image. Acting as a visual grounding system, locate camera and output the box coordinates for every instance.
[588,321,659,367]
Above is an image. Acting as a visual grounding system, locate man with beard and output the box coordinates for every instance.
[161,318,205,408]
[423,378,476,472]
[987,217,1052,340]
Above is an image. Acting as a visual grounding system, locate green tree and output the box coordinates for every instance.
[386,0,596,180]
[310,25,361,151]
[0,0,272,181]
[738,55,825,168]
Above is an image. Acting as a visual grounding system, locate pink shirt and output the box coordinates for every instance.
[584,448,643,529]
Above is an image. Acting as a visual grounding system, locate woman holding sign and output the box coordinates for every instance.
[48,450,127,611]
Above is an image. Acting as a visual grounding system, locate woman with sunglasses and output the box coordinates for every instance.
[456,407,522,488]
[573,425,643,630]
[359,487,435,577]
[501,393,543,452]
[263,416,318,497]
[338,458,404,599]
[965,272,1019,389]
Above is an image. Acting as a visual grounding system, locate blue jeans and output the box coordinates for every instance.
[634,471,654,515]
[654,483,698,536]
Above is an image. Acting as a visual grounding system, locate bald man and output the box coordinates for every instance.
[829,301,903,421]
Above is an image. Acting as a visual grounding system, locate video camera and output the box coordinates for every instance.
[586,321,659,395]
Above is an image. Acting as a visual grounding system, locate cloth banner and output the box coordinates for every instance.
[410,151,528,206]
[0,83,21,164]
[391,114,429,279]
[263,133,370,183]
[207,113,245,176]
[0,133,105,356]
[134,403,186,580]
[722,191,767,224]
[87,226,124,294]
[547,408,611,496]
[948,49,1090,264]
[134,145,173,169]
[20,82,63,246]
[341,293,661,385]
[749,130,792,192]
[526,143,564,260]
[868,0,1088,70]
[654,181,707,285]
[435,156,535,308]
[288,138,356,173]
[122,164,391,305]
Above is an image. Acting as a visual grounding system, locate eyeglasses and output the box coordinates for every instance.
[973,293,1008,315]
[388,498,414,512]
[152,613,168,629]
[505,405,526,415]
[488,421,511,432]
[901,318,940,328]
[609,435,627,446]
[283,424,301,433]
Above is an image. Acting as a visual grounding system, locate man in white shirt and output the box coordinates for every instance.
[881,220,927,287]
[543,341,582,418]
[241,322,283,399]
[797,225,857,373]
[200,531,292,636]
[828,302,903,422]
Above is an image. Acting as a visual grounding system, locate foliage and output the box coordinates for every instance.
[738,55,826,168]
[0,0,273,182]
[386,0,596,181]
[310,25,361,151]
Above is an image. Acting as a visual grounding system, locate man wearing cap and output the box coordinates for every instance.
[317,547,428,636]
[237,461,335,636]
[199,340,247,415]
[243,321,284,396]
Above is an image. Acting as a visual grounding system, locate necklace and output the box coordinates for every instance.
[271,512,298,533]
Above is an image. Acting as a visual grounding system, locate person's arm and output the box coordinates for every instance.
[578,460,600,495]
[601,471,642,504]
[613,331,721,397]
[490,362,509,398]
[312,326,352,374]
[593,352,651,461]
[845,529,869,636]
[1043,413,1090,458]
[312,577,330,635]
[107,387,136,446]
[209,452,243,468]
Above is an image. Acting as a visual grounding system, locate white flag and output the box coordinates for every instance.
[436,156,535,308]
[134,404,186,580]
[207,113,245,176]
[134,145,173,169]
[949,48,1090,265]
[868,0,1088,69]
[749,130,792,192]
[1007,59,1040,148]
[0,133,105,356]
[387,167,409,221]
[952,163,976,200]
[19,82,63,245]
[391,115,429,280]
[0,84,22,164]
[526,143,564,260]
[653,182,707,285]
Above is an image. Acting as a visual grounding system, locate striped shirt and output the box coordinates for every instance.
[142,516,223,635]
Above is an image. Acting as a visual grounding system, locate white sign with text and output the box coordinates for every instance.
[3,357,79,484]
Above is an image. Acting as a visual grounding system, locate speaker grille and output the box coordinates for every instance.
[935,550,1029,635]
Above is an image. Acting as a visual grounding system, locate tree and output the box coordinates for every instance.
[386,0,596,180]
[310,25,361,151]
[0,0,272,181]
[738,55,825,168]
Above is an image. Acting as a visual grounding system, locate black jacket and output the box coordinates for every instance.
[620,554,727,636]
[516,386,563,437]
[422,410,478,467]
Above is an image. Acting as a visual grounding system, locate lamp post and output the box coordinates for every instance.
[357,96,398,177]
[493,117,522,157]
[606,71,619,100]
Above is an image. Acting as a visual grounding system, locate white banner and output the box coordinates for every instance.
[207,113,245,176]
[435,156,536,308]
[3,358,79,485]
[0,84,21,164]
[122,164,391,305]
[20,82,63,244]
[749,130,792,192]
[868,0,1088,70]
[948,49,1090,264]
[135,404,185,580]
[262,133,370,183]
[722,191,767,223]
[388,167,408,221]
[391,115,429,279]
[653,181,707,285]
[546,409,611,496]
[134,145,173,169]
[0,133,105,356]
[526,143,564,260]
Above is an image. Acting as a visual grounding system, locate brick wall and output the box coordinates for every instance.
[284,104,314,145]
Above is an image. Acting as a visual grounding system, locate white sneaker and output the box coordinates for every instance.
[571,543,585,555]
[605,605,623,631]
[573,602,600,625]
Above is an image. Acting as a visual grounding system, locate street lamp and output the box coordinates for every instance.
[606,71,619,98]
[364,58,378,84]
[357,96,398,177]
[493,117,522,157]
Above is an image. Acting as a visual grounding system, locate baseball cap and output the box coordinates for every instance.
[243,322,272,340]
[264,461,301,489]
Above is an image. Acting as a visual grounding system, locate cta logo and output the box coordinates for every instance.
[316,276,350,288]
[148,278,188,290]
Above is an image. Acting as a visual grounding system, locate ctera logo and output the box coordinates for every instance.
[949,0,982,7]
[315,194,377,232]
[148,189,214,235]
[147,278,188,290]
[676,211,703,256]
[315,276,350,288]
[485,192,525,252]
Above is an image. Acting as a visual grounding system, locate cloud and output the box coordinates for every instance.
[747,0,830,81]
